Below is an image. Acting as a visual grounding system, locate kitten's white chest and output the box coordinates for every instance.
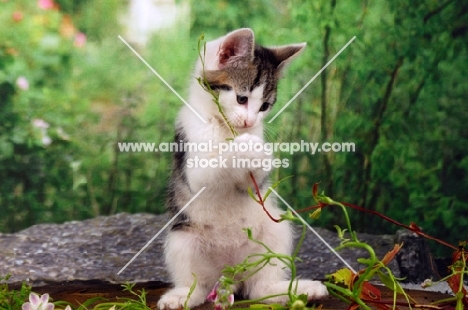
[188,202,264,242]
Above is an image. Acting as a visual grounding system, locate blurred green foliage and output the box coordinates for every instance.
[1,0,467,256]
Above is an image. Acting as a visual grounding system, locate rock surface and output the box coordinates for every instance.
[395,229,434,283]
[1,213,169,286]
[0,213,420,287]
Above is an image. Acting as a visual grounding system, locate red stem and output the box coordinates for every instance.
[296,202,458,251]
[249,172,280,223]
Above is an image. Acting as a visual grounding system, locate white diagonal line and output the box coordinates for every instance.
[269,187,357,273]
[117,187,206,275]
[118,35,207,124]
[268,36,356,123]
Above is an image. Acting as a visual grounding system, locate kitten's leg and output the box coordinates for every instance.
[244,262,328,304]
[157,232,212,310]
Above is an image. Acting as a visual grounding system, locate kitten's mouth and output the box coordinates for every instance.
[213,116,250,130]
[236,124,255,131]
[234,122,253,129]
[213,115,256,131]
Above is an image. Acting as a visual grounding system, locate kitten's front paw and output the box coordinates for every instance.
[299,280,328,299]
[249,279,328,305]
[157,294,185,310]
[157,287,205,310]
[234,133,263,144]
[232,133,268,159]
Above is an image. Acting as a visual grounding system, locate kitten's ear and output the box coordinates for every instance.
[218,28,255,69]
[270,43,307,72]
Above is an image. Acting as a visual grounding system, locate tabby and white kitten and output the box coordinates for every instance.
[158,28,328,310]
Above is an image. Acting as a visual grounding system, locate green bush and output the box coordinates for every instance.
[1,0,467,258]
[0,0,180,231]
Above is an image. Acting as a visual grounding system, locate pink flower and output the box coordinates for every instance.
[32,119,50,129]
[16,76,29,90]
[206,279,234,310]
[38,0,55,10]
[22,293,54,310]
[12,11,23,22]
[206,282,220,303]
[74,32,86,48]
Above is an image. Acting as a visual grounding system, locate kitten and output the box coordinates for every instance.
[158,28,328,309]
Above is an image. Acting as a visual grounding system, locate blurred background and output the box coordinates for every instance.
[1,0,467,257]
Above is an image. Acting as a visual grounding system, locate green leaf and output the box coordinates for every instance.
[327,268,354,285]
[309,208,321,219]
[263,175,293,201]
[377,270,405,294]
[357,258,373,265]
[333,225,347,239]
[247,187,259,202]
[296,293,308,303]
[280,209,296,222]
[184,273,197,310]
[243,227,253,239]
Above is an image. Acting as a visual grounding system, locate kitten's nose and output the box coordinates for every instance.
[244,119,255,128]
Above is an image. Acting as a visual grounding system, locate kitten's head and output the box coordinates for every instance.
[195,28,305,130]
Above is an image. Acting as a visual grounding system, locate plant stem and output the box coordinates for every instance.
[299,200,458,251]
[232,293,288,305]
[197,35,237,138]
[249,172,280,222]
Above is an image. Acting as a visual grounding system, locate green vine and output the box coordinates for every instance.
[196,34,238,139]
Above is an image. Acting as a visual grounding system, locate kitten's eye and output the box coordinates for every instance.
[218,84,232,91]
[259,102,270,112]
[210,84,232,91]
[237,95,248,105]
